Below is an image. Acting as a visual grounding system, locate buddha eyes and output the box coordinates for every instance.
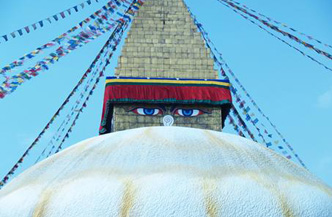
[174,108,205,117]
[131,108,163,116]
[130,107,206,117]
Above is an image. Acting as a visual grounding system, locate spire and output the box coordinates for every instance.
[100,0,232,133]
[115,0,218,79]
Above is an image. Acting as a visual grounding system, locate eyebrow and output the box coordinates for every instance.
[127,105,167,112]
[170,105,177,113]
[157,105,167,112]
[170,106,212,114]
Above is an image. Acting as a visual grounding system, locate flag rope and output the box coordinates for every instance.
[0,0,105,44]
[0,0,124,76]
[0,0,144,189]
[184,3,306,168]
[34,32,113,163]
[226,0,332,50]
[53,1,143,154]
[217,0,332,72]
[229,107,258,142]
[0,32,115,188]
[219,0,332,61]
[228,113,246,137]
[44,25,124,160]
[0,0,133,99]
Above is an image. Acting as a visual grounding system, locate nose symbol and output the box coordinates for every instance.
[163,115,174,126]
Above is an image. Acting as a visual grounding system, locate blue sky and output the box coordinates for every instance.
[0,0,331,187]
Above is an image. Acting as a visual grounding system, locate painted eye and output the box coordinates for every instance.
[174,109,204,117]
[131,108,162,116]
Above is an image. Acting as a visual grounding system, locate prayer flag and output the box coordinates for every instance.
[24,26,30,33]
[123,14,132,22]
[266,142,272,147]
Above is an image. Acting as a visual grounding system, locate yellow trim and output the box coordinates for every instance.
[105,79,231,87]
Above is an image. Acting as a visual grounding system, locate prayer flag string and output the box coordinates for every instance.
[226,0,332,50]
[42,26,124,161]
[229,107,257,142]
[0,0,133,99]
[0,0,105,44]
[219,0,332,61]
[230,93,268,143]
[0,0,125,76]
[184,3,307,168]
[186,10,277,153]
[217,1,332,72]
[53,1,143,154]
[0,32,115,189]
[0,0,144,189]
[35,34,114,163]
[228,113,245,138]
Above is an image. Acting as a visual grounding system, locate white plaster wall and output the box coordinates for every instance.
[0,127,331,217]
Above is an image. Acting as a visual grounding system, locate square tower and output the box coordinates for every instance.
[100,0,231,134]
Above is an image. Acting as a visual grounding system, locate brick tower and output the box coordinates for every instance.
[100,0,232,134]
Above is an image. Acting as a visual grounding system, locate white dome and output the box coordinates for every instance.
[0,127,331,217]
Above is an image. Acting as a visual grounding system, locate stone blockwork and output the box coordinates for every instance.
[115,0,218,79]
[113,104,222,132]
[112,0,223,132]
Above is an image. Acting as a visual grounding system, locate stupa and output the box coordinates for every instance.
[0,0,331,216]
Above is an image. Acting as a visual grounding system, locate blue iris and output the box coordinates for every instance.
[143,108,155,116]
[182,109,193,117]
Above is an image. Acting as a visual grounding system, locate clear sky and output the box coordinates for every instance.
[0,0,331,187]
